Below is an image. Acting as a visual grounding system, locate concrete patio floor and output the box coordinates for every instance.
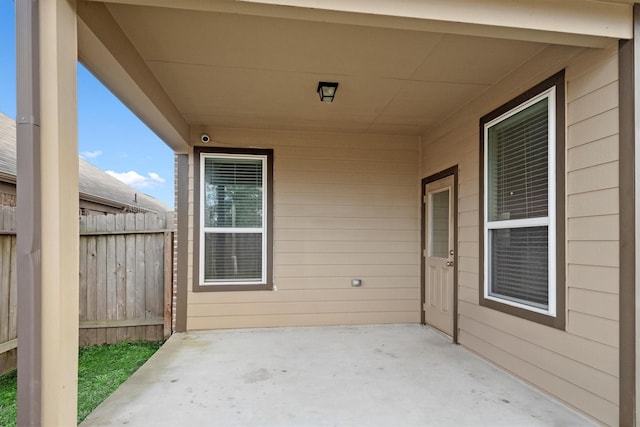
[81,324,593,426]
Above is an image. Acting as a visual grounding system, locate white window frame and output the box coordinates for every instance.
[482,87,557,317]
[199,152,268,286]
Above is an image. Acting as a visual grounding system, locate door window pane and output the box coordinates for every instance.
[429,189,449,258]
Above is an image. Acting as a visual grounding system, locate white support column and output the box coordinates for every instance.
[39,0,79,424]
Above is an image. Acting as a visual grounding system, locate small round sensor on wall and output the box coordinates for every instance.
[200,134,210,143]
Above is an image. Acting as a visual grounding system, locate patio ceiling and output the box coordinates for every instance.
[106,4,549,136]
[77,0,630,150]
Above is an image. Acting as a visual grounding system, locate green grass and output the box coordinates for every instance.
[0,369,16,427]
[0,341,162,426]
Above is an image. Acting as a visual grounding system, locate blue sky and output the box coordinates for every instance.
[0,0,175,208]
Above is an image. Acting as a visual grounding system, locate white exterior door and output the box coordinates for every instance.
[424,175,454,337]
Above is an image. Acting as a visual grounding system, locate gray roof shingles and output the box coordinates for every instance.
[0,113,171,213]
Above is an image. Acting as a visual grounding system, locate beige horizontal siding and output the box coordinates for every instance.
[274,264,419,278]
[421,42,620,425]
[568,108,618,149]
[275,158,414,176]
[275,192,415,207]
[189,288,419,304]
[568,288,618,321]
[274,253,416,266]
[568,264,619,294]
[460,317,618,404]
[187,130,420,330]
[567,241,619,268]
[274,217,415,230]
[568,215,619,241]
[275,146,417,163]
[567,161,618,195]
[458,285,477,305]
[275,204,416,218]
[274,229,419,242]
[187,312,418,330]
[567,82,618,125]
[273,277,419,290]
[459,330,618,427]
[276,182,416,197]
[461,301,618,376]
[567,50,618,101]
[568,135,618,171]
[568,188,619,218]
[458,241,479,258]
[189,300,418,317]
[568,311,619,348]
[274,240,417,254]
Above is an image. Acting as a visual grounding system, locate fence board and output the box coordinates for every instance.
[125,213,137,341]
[144,214,164,340]
[115,214,126,342]
[85,215,99,345]
[164,230,172,339]
[79,224,88,346]
[8,235,16,349]
[135,213,146,340]
[1,235,10,347]
[106,214,117,344]
[1,209,173,373]
[0,338,17,354]
[0,208,17,374]
[96,214,108,345]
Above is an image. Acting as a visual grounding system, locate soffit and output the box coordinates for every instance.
[107,3,554,136]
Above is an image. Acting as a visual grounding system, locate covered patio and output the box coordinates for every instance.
[80,324,591,426]
[15,0,638,425]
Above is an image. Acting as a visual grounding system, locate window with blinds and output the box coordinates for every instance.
[201,154,267,284]
[483,86,556,315]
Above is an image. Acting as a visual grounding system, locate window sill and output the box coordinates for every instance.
[479,297,565,330]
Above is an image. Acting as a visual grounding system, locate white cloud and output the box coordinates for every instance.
[80,150,103,159]
[106,170,165,189]
[147,172,165,184]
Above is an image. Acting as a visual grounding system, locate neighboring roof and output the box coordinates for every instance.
[0,113,17,179]
[0,113,171,213]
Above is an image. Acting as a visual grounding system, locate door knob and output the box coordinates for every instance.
[446,261,453,267]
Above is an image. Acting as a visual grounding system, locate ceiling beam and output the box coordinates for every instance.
[77,1,190,153]
[85,0,631,48]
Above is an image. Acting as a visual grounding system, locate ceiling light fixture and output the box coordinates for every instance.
[317,82,339,103]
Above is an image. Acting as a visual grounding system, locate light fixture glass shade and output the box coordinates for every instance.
[317,82,339,103]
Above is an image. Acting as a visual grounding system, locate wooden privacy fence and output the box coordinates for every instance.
[0,208,17,376]
[79,212,174,346]
[0,208,174,374]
